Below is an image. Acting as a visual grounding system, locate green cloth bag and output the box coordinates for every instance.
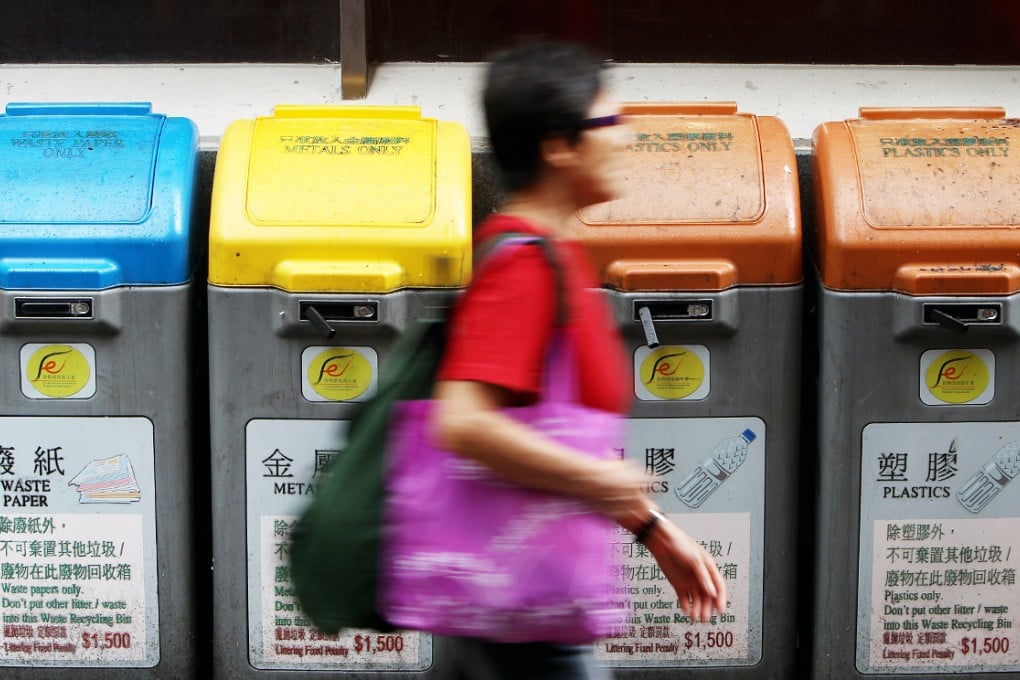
[289,317,446,633]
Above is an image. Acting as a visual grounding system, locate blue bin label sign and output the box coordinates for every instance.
[858,422,1020,673]
[19,344,96,400]
[634,345,710,401]
[0,417,158,668]
[300,346,378,403]
[244,419,431,671]
[919,349,995,406]
[0,117,159,225]
[597,416,764,667]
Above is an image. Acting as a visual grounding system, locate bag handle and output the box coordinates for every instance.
[474,232,568,326]
[473,231,580,404]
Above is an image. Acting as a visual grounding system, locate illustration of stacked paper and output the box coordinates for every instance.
[68,454,141,504]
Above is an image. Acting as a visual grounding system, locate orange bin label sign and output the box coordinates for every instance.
[849,121,1020,228]
[582,115,764,225]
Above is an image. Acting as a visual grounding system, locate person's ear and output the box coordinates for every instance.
[539,134,581,171]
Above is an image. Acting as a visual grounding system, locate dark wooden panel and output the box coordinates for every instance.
[0,0,340,63]
[0,0,1016,65]
[368,0,1019,65]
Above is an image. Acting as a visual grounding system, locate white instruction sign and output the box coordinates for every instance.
[597,416,764,667]
[858,422,1020,673]
[245,418,431,671]
[0,417,158,667]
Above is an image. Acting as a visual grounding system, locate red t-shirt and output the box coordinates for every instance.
[438,215,630,415]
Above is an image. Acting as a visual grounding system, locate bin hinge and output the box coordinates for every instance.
[923,303,1001,334]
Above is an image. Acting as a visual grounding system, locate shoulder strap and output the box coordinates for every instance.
[473,231,568,327]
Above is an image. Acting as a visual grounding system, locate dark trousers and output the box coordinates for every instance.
[452,639,614,680]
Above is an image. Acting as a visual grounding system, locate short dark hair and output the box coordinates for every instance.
[483,42,604,192]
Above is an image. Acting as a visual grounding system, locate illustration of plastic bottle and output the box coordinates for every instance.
[675,429,757,508]
[956,441,1020,514]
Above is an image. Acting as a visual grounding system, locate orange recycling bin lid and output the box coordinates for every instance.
[813,107,1020,295]
[565,102,801,291]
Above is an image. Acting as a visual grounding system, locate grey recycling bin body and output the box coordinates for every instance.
[810,107,1020,679]
[0,102,199,677]
[206,105,471,678]
[565,102,802,679]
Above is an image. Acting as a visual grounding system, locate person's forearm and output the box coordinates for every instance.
[435,402,600,494]
[431,400,652,532]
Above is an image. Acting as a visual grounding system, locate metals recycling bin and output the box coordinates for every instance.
[810,107,1020,679]
[0,102,199,677]
[207,105,471,678]
[565,102,801,678]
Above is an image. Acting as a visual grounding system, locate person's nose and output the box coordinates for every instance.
[613,119,633,151]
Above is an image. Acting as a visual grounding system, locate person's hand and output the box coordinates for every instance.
[643,517,727,623]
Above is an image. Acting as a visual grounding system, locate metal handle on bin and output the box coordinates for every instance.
[637,306,660,349]
[302,305,336,339]
[929,309,968,333]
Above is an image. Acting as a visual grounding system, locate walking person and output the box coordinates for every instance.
[429,41,728,679]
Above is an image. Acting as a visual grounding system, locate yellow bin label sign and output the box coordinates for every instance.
[246,116,436,227]
[634,345,710,401]
[301,346,378,402]
[921,349,994,405]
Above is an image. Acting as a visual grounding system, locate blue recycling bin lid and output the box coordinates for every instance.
[0,102,199,289]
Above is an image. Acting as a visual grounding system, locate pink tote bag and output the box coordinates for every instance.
[380,334,627,643]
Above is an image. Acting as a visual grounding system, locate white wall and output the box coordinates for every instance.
[2,62,1018,149]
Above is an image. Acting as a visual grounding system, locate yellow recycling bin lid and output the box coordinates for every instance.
[209,105,472,292]
[565,102,801,291]
[813,107,1020,295]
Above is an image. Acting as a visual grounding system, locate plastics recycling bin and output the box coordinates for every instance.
[207,105,471,679]
[809,107,1020,679]
[564,102,802,678]
[0,102,199,677]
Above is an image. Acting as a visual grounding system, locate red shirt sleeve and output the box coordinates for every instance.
[438,241,556,399]
[438,216,631,415]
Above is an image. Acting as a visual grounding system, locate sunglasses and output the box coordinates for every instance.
[579,114,623,130]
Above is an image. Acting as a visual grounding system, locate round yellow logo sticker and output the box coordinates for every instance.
[26,344,91,398]
[924,350,990,404]
[307,348,373,401]
[639,346,705,400]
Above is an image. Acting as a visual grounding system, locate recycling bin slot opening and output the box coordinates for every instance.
[922,303,1001,331]
[632,300,713,322]
[299,301,378,323]
[14,297,93,319]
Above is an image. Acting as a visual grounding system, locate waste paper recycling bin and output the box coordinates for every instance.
[0,102,199,677]
[565,102,802,678]
[207,105,471,678]
[810,107,1020,679]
